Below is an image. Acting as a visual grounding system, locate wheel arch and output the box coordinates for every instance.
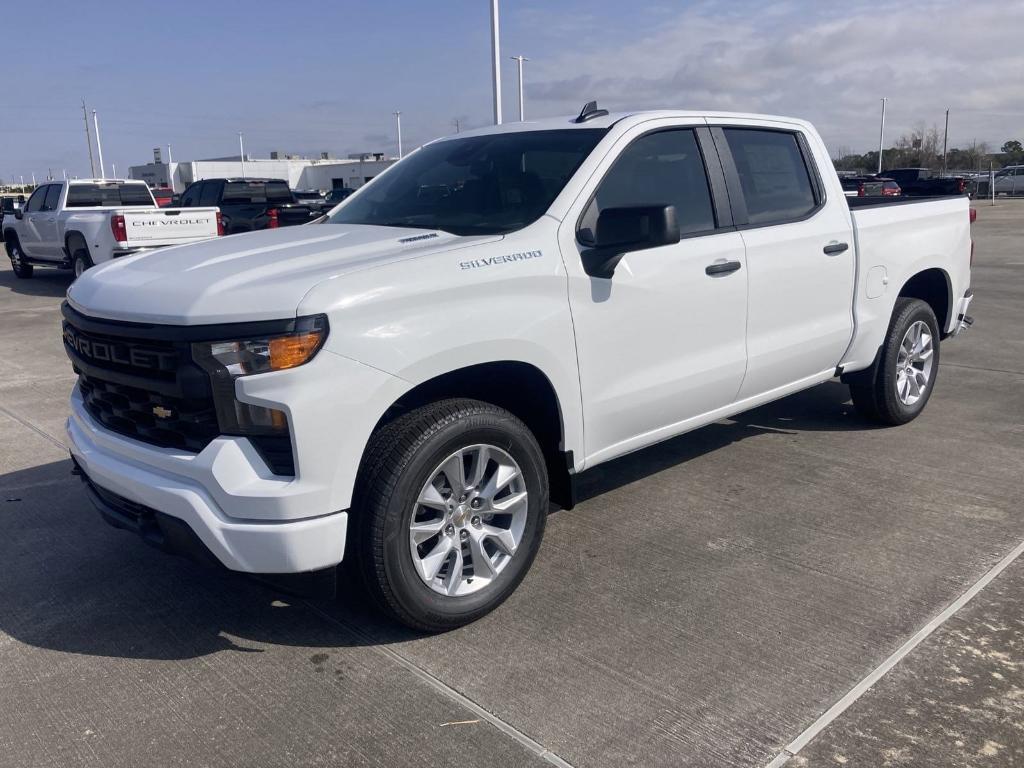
[64,230,89,256]
[897,267,952,335]
[364,361,576,510]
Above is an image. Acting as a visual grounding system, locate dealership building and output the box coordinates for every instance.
[129,150,397,193]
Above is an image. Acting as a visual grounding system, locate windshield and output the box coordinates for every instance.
[327,129,607,236]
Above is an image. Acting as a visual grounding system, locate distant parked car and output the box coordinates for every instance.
[975,165,1024,197]
[292,189,331,215]
[178,178,321,234]
[150,187,175,207]
[882,168,970,197]
[841,176,901,198]
[324,187,355,207]
[0,195,25,241]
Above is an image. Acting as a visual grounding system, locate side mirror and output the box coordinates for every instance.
[13,210,23,220]
[578,205,680,278]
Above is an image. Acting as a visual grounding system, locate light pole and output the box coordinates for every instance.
[877,97,886,174]
[167,144,173,163]
[82,99,96,177]
[510,55,528,121]
[92,109,106,179]
[942,108,950,176]
[490,0,502,124]
[393,111,403,159]
[238,133,246,179]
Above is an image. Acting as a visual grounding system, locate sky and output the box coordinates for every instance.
[3,0,1022,182]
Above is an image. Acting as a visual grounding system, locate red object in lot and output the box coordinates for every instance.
[216,211,225,237]
[882,184,901,196]
[152,187,174,207]
[267,208,280,229]
[110,214,127,242]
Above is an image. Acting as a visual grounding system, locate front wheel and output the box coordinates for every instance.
[351,399,548,631]
[850,297,940,425]
[5,236,33,278]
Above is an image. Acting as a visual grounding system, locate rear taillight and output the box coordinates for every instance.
[110,214,127,242]
[957,178,966,194]
[216,211,225,236]
[969,208,976,266]
[858,183,865,197]
[267,208,279,229]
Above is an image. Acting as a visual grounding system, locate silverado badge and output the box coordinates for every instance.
[152,406,173,419]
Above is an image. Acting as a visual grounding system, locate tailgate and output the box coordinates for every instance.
[121,207,219,245]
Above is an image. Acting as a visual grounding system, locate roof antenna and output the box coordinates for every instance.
[574,100,608,124]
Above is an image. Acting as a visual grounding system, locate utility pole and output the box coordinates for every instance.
[238,133,246,178]
[452,117,462,133]
[112,163,117,178]
[510,55,528,121]
[490,0,502,124]
[92,110,105,178]
[82,99,96,177]
[393,111,403,159]
[877,97,886,174]
[941,108,950,176]
[167,144,173,163]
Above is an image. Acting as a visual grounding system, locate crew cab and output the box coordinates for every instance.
[62,106,974,631]
[3,179,221,279]
[178,178,321,234]
[882,167,970,197]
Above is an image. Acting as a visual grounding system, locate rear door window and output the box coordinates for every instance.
[199,181,222,206]
[42,185,62,211]
[722,128,818,225]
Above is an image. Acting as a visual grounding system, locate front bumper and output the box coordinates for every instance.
[66,389,348,574]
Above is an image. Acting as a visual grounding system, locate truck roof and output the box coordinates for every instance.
[440,108,813,141]
[63,178,147,185]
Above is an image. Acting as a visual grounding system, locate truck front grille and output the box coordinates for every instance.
[78,373,220,452]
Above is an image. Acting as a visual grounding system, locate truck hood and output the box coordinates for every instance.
[67,224,495,325]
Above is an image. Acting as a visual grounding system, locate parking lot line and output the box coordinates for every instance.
[302,600,577,768]
[764,535,1024,768]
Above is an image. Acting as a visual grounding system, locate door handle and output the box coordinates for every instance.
[705,260,742,276]
[823,242,849,255]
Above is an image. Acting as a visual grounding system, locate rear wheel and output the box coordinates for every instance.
[850,298,940,425]
[72,246,94,279]
[351,399,548,631]
[5,235,33,278]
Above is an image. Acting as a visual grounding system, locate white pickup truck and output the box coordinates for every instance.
[3,179,221,279]
[62,106,974,631]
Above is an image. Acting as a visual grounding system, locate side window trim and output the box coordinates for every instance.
[575,125,730,244]
[709,125,825,230]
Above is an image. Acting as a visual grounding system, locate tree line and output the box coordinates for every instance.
[833,128,1023,175]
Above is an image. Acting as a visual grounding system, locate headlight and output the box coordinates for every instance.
[192,315,328,437]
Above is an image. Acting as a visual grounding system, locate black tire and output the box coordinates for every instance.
[71,244,94,279]
[5,235,33,278]
[350,398,548,632]
[850,297,941,425]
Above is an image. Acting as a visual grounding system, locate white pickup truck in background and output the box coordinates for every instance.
[63,106,974,631]
[3,179,221,278]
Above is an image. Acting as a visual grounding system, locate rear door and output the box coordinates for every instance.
[714,124,855,399]
[560,121,749,464]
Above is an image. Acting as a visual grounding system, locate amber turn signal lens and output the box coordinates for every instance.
[268,332,324,371]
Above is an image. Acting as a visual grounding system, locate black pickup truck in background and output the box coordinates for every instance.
[882,168,971,197]
[178,178,320,234]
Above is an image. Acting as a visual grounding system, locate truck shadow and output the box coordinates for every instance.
[0,380,875,661]
[0,265,72,298]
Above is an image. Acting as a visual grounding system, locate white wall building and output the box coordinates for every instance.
[129,153,397,193]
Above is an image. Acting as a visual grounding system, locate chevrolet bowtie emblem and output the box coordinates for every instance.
[152,406,173,419]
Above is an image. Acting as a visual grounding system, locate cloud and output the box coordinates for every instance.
[524,0,1024,152]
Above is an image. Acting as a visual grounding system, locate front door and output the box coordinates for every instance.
[560,124,749,466]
